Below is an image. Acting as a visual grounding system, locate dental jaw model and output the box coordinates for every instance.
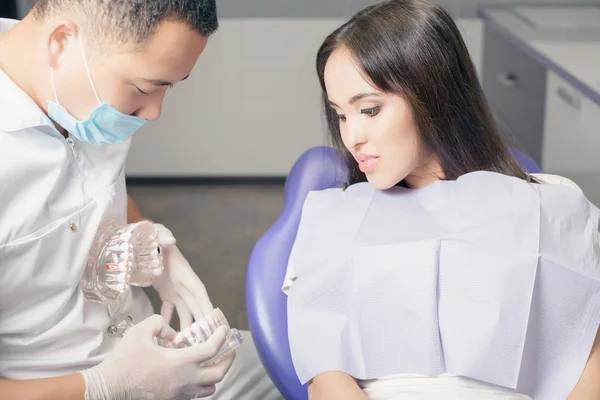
[82,220,164,336]
[82,221,244,359]
[161,308,243,366]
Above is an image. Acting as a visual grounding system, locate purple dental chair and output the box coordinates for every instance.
[245,146,540,400]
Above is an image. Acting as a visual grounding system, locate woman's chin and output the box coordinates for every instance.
[366,174,399,191]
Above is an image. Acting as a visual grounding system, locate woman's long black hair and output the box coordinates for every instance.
[316,0,528,185]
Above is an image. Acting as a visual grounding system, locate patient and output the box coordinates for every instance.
[281,0,600,399]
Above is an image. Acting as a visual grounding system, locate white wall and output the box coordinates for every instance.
[126,18,483,177]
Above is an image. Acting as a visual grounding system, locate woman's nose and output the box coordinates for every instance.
[343,120,368,148]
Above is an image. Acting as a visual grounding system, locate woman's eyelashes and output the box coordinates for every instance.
[361,106,380,116]
[333,106,381,122]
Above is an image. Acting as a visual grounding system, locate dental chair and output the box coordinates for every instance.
[245,146,541,400]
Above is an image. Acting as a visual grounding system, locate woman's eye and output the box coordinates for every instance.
[361,106,380,116]
[336,114,346,122]
[136,86,150,95]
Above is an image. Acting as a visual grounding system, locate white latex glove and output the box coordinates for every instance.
[80,314,235,400]
[153,224,213,330]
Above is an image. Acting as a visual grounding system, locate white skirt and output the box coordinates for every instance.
[359,374,533,400]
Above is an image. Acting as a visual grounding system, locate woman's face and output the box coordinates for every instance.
[323,47,442,189]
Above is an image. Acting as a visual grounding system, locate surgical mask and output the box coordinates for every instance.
[47,36,147,146]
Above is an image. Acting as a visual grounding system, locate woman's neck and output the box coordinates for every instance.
[404,158,445,189]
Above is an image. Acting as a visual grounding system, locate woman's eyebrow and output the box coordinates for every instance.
[327,92,380,107]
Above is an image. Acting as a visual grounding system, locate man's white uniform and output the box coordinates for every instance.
[0,18,280,399]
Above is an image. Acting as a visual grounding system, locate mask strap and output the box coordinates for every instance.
[78,35,102,105]
[50,68,60,104]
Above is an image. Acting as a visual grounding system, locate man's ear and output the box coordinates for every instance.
[45,20,79,69]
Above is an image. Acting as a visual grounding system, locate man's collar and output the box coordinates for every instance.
[0,18,55,132]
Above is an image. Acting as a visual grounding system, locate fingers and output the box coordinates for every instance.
[181,325,228,363]
[193,384,217,398]
[192,284,213,318]
[137,314,177,341]
[195,354,235,387]
[178,284,210,323]
[163,244,214,320]
[180,384,216,400]
[176,301,193,331]
[160,301,175,325]
[154,223,177,247]
[180,271,213,318]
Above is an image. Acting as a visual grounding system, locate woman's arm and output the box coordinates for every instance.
[568,326,600,399]
[307,371,369,400]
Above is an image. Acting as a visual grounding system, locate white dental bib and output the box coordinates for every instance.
[287,171,600,400]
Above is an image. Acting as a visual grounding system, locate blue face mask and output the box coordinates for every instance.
[47,37,147,146]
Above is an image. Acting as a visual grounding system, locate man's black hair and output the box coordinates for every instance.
[32,0,218,44]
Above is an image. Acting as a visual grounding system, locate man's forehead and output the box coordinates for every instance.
[134,24,206,71]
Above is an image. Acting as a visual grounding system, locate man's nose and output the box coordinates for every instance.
[136,93,166,121]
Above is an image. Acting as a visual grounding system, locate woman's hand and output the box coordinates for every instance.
[307,371,369,400]
[567,326,600,399]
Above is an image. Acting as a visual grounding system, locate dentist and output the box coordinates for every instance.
[0,0,280,399]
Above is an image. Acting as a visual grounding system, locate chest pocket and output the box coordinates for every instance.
[0,201,101,330]
[0,166,125,336]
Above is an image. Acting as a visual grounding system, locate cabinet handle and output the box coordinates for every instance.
[556,86,581,110]
[498,72,520,88]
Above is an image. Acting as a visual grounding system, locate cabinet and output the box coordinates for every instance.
[542,71,600,205]
[481,23,547,166]
[542,71,600,173]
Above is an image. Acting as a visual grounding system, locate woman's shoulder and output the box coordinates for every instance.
[301,171,598,224]
[458,170,583,193]
[530,173,581,190]
[456,171,594,210]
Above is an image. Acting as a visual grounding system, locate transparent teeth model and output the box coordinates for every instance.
[161,308,243,366]
[82,220,164,303]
